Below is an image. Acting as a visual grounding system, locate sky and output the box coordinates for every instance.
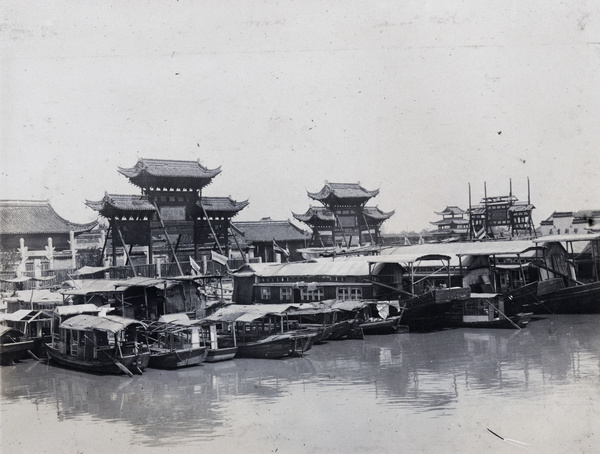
[1,1,599,233]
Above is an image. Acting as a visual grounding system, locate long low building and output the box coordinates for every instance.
[230,236,599,305]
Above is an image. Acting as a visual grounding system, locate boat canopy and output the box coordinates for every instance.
[469,293,500,299]
[203,303,301,323]
[71,266,112,276]
[60,314,147,333]
[0,325,24,337]
[53,304,102,316]
[0,309,51,322]
[60,277,174,296]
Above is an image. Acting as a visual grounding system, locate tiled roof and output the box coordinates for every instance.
[430,218,469,226]
[86,193,156,214]
[434,206,466,216]
[308,182,379,202]
[0,200,98,235]
[293,206,393,223]
[233,218,310,243]
[508,204,535,213]
[118,158,221,190]
[199,197,249,213]
[363,206,395,221]
[292,206,335,223]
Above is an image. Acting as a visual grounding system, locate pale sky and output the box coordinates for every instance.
[1,1,599,233]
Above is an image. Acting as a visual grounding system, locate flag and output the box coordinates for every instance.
[418,234,425,245]
[404,235,412,245]
[211,250,229,266]
[475,227,487,240]
[272,239,290,258]
[189,256,201,275]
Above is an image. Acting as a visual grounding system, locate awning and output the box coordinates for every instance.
[71,266,112,276]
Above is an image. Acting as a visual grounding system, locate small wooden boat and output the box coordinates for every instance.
[199,321,238,362]
[447,293,533,329]
[203,303,318,359]
[46,314,151,376]
[235,331,317,359]
[145,314,208,369]
[360,316,408,335]
[0,326,36,365]
[0,309,53,358]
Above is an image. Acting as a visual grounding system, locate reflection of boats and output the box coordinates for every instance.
[144,314,207,369]
[46,314,151,376]
[447,293,533,329]
[0,326,36,365]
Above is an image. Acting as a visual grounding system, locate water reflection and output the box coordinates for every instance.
[2,315,600,450]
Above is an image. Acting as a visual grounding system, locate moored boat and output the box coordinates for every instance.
[0,326,36,365]
[447,293,533,329]
[46,314,151,376]
[360,315,408,335]
[235,331,317,359]
[145,314,208,369]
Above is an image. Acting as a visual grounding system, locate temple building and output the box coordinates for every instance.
[430,206,469,240]
[86,158,248,274]
[0,199,98,277]
[230,217,311,264]
[293,182,394,247]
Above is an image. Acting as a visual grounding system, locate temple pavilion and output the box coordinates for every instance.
[293,182,394,247]
[430,206,469,240]
[86,158,248,273]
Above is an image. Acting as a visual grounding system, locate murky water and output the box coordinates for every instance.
[2,315,600,453]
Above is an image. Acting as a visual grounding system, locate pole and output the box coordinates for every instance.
[113,219,137,277]
[152,201,183,276]
[199,204,224,255]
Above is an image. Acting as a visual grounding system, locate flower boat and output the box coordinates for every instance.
[46,314,150,376]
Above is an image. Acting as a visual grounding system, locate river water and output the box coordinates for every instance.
[1,314,599,453]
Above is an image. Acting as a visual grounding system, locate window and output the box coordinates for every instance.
[337,287,363,300]
[301,288,324,301]
[280,287,292,301]
[261,287,271,300]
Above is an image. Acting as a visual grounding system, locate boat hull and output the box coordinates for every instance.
[205,346,238,363]
[148,347,207,369]
[236,333,316,359]
[537,282,600,314]
[361,316,407,335]
[46,344,150,375]
[0,340,36,365]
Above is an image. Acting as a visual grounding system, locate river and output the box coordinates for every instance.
[2,314,600,453]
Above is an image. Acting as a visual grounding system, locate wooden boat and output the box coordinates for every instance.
[203,303,318,359]
[46,314,151,376]
[234,331,317,359]
[361,315,408,335]
[0,309,53,358]
[536,280,600,314]
[0,326,36,365]
[399,287,471,332]
[199,321,238,362]
[144,314,207,369]
[447,293,533,329]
